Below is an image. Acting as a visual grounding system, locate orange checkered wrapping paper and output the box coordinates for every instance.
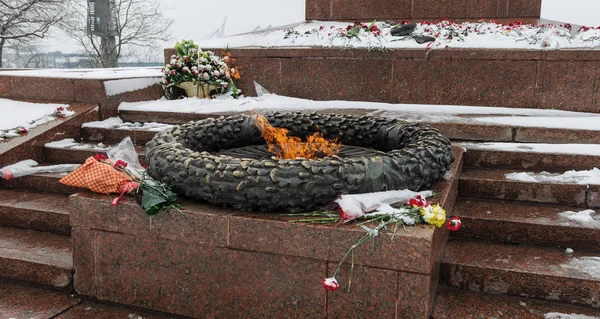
[59,157,133,194]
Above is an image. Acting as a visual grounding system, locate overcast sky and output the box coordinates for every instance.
[40,0,600,56]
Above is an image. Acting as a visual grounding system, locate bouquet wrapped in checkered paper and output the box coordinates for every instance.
[59,156,133,194]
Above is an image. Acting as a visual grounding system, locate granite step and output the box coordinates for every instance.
[119,109,219,125]
[441,238,600,308]
[459,143,600,171]
[432,287,600,319]
[43,140,146,165]
[82,125,164,146]
[0,227,72,288]
[459,167,594,207]
[0,189,70,235]
[453,198,600,250]
[0,281,191,318]
[0,171,83,195]
[425,122,600,145]
[0,282,81,318]
[118,107,600,145]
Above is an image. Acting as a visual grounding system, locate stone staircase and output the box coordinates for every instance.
[13,105,595,317]
[0,70,195,317]
[432,143,600,317]
[1,90,600,317]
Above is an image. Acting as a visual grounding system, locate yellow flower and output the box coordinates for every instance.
[421,204,446,227]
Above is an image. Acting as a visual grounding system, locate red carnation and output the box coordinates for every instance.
[322,277,339,291]
[371,25,378,32]
[16,126,27,133]
[446,217,462,232]
[407,195,429,208]
[114,160,128,169]
[93,153,107,161]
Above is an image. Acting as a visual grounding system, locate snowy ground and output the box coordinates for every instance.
[197,20,600,50]
[118,93,600,132]
[0,99,73,139]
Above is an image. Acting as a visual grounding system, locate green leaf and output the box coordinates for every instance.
[140,185,177,216]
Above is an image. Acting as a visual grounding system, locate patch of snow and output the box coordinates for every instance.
[0,99,71,131]
[545,313,600,319]
[558,210,600,229]
[82,117,173,132]
[363,204,418,225]
[45,139,109,150]
[104,77,161,96]
[196,21,600,50]
[472,116,600,131]
[118,93,600,122]
[82,117,124,128]
[0,67,162,79]
[458,142,600,156]
[566,248,574,254]
[1,159,79,179]
[561,256,600,279]
[506,168,600,185]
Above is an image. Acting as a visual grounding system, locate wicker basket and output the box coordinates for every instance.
[177,82,217,99]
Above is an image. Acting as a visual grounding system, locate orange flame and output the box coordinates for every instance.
[253,111,341,160]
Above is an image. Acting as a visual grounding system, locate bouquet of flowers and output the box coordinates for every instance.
[285,190,462,292]
[162,40,241,98]
[60,137,180,216]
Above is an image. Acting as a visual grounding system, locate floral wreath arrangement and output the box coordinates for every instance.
[282,19,600,50]
[59,137,180,216]
[286,191,462,292]
[0,106,70,140]
[162,40,241,99]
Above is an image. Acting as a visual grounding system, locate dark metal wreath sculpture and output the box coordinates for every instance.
[146,112,454,212]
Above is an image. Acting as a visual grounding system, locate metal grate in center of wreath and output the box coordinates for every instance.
[217,144,385,160]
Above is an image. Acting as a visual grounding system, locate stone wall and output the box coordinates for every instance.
[305,0,542,20]
[165,48,600,114]
[0,75,163,119]
[70,147,463,318]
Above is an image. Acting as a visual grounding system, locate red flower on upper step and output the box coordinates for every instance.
[446,216,462,232]
[16,126,27,134]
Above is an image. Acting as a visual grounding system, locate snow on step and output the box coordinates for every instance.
[104,78,160,96]
[45,138,109,151]
[82,117,173,132]
[0,99,73,132]
[118,94,600,132]
[459,167,589,206]
[441,239,600,308]
[453,198,600,249]
[0,227,72,287]
[459,142,600,157]
[506,169,600,185]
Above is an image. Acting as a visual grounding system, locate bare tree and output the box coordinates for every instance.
[64,0,172,68]
[0,0,69,67]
